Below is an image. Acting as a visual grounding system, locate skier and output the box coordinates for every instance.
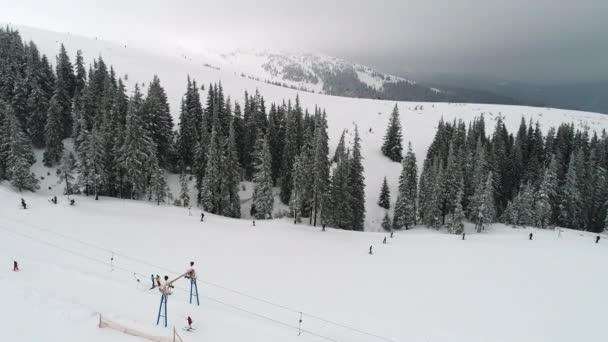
[13,260,19,272]
[200,212,205,222]
[186,316,193,331]
[322,223,326,231]
[462,232,466,240]
[70,199,75,206]
[155,274,161,288]
[51,196,57,204]
[185,261,197,280]
[369,245,373,255]
[390,231,394,238]
[250,204,257,226]
[383,236,387,244]
[596,236,600,244]
[161,275,174,295]
[529,232,533,240]
[21,198,27,209]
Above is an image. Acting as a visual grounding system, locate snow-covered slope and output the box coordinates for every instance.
[215,49,415,94]
[10,24,608,231]
[2,187,608,342]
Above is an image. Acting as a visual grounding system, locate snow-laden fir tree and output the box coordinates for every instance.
[150,163,169,206]
[449,188,465,234]
[510,183,535,226]
[381,104,403,162]
[534,155,559,228]
[143,75,174,168]
[26,81,49,148]
[116,85,154,199]
[310,110,330,225]
[559,152,581,229]
[349,126,366,231]
[222,119,241,218]
[200,128,225,214]
[179,170,190,207]
[59,152,76,196]
[43,94,65,166]
[252,134,274,219]
[472,171,496,232]
[393,142,417,229]
[0,101,39,191]
[381,212,392,231]
[280,102,301,204]
[290,150,308,223]
[378,176,391,209]
[326,147,352,229]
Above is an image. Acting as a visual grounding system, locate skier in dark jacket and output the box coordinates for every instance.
[13,260,19,272]
[70,199,75,206]
[21,198,27,209]
[383,237,387,244]
[186,316,193,330]
[200,212,205,222]
[322,223,326,231]
[250,205,257,226]
[529,233,533,240]
[596,236,601,244]
[369,245,373,255]
[390,231,394,238]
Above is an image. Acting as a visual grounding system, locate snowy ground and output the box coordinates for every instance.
[8,24,608,230]
[2,186,608,342]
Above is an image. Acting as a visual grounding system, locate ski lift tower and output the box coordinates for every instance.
[156,271,200,327]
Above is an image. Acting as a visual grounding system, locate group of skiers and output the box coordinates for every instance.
[20,197,75,208]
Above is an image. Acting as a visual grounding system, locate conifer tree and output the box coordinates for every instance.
[378,177,391,209]
[349,126,366,231]
[310,110,330,225]
[381,104,403,162]
[280,103,299,204]
[252,134,274,219]
[59,152,76,196]
[223,119,241,218]
[326,150,352,229]
[151,166,169,205]
[26,82,49,148]
[43,94,65,166]
[394,143,418,229]
[143,75,173,167]
[449,188,465,234]
[381,212,392,231]
[559,153,581,228]
[179,171,190,207]
[0,102,38,191]
[117,85,154,199]
[200,128,224,214]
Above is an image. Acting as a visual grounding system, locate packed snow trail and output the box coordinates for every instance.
[2,187,608,341]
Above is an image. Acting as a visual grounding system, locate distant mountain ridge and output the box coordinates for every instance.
[216,50,521,105]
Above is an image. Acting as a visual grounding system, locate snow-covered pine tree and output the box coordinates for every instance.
[290,151,307,223]
[150,164,169,206]
[535,157,558,228]
[0,101,39,191]
[311,110,330,225]
[280,102,300,204]
[381,104,403,162]
[333,130,346,163]
[381,212,392,231]
[252,134,274,219]
[378,177,391,209]
[559,152,581,228]
[143,75,174,168]
[177,80,198,169]
[117,84,154,199]
[222,119,241,218]
[200,128,224,214]
[449,188,465,234]
[26,79,49,148]
[474,171,496,232]
[349,126,366,231]
[326,148,352,229]
[43,93,65,166]
[55,44,76,138]
[393,142,418,229]
[59,152,76,196]
[179,170,190,207]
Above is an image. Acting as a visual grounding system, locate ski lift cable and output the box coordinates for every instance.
[0,224,340,342]
[1,217,396,342]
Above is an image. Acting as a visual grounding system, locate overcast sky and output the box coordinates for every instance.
[1,0,607,84]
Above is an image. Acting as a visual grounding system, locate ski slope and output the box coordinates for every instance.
[2,186,608,342]
[9,24,608,230]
